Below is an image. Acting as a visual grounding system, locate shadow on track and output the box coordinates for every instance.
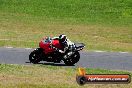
[25,61,75,67]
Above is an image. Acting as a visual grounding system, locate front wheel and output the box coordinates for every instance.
[64,51,80,66]
[29,50,42,64]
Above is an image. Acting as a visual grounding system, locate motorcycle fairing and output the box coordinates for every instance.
[39,38,63,54]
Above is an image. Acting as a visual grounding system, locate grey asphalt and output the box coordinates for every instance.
[0,47,132,71]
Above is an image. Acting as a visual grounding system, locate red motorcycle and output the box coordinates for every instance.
[29,37,85,65]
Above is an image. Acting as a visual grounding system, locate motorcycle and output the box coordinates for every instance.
[29,37,85,65]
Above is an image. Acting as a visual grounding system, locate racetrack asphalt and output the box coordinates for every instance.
[0,47,132,71]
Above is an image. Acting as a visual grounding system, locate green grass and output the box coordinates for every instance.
[0,0,132,26]
[0,0,132,52]
[0,64,131,88]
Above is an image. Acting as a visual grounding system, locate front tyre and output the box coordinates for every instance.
[29,50,41,64]
[64,51,80,66]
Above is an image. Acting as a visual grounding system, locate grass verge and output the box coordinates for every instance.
[0,17,132,52]
[0,64,131,88]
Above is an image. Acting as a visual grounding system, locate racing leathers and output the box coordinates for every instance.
[51,37,74,54]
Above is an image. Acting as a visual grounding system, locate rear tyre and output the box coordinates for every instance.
[64,51,80,66]
[29,50,42,64]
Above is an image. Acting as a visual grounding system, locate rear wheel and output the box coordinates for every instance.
[64,51,80,66]
[29,50,42,64]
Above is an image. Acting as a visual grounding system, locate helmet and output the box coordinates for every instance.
[59,34,67,44]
